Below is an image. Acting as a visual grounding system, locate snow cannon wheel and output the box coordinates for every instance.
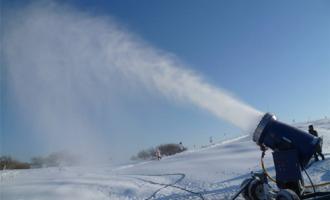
[240,178,253,200]
[248,179,265,200]
[275,189,300,200]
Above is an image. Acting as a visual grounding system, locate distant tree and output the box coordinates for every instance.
[157,143,187,156]
[45,152,61,167]
[0,156,11,170]
[137,148,155,160]
[137,150,149,160]
[31,151,79,168]
[0,156,30,170]
[132,143,187,161]
[31,156,44,168]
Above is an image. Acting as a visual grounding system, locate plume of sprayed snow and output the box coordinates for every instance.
[3,2,263,162]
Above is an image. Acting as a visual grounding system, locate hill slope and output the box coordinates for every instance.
[1,119,330,199]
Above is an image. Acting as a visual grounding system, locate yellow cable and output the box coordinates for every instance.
[260,152,277,183]
[260,152,330,188]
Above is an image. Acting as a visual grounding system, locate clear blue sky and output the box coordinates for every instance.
[1,0,330,161]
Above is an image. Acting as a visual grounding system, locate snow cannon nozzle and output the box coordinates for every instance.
[252,112,320,168]
[252,113,276,145]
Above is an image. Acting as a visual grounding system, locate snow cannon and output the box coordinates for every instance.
[252,113,320,168]
[233,113,330,200]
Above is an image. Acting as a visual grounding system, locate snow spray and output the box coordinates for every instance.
[3,2,263,160]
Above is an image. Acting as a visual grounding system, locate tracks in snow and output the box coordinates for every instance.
[124,173,205,200]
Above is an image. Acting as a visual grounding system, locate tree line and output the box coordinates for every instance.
[131,143,187,161]
[0,151,79,170]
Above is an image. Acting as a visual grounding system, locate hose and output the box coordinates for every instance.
[305,181,330,189]
[260,151,277,183]
[127,173,205,200]
[260,151,330,188]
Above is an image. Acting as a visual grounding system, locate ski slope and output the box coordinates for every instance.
[1,119,330,200]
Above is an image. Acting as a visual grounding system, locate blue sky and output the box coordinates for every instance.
[68,0,330,121]
[1,0,330,161]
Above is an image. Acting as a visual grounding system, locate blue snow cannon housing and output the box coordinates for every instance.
[238,113,330,200]
[252,113,320,168]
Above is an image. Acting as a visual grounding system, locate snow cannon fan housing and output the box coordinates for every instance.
[252,113,320,168]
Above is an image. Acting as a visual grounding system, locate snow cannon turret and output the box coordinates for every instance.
[252,113,320,168]
[233,113,330,200]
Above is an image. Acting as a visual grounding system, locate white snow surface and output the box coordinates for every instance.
[1,119,330,200]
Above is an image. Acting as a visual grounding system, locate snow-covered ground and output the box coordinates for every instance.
[1,119,330,200]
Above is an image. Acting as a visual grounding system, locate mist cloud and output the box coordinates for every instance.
[3,1,263,161]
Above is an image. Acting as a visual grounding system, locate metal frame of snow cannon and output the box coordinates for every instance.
[234,113,330,200]
[233,168,330,200]
[231,171,276,200]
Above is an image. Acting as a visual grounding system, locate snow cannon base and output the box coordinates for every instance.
[232,113,330,200]
[236,171,330,200]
